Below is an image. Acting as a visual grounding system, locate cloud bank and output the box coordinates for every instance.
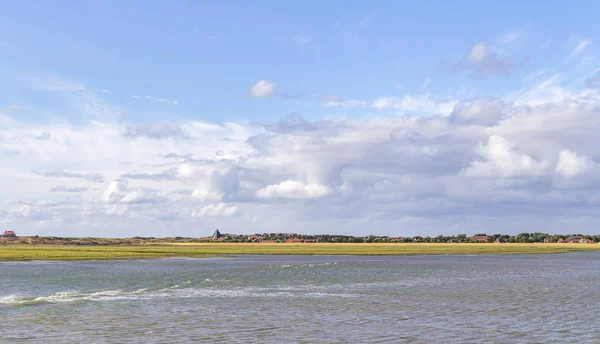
[2,79,600,237]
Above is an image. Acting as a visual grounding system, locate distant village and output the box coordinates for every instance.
[209,230,598,244]
[1,229,598,245]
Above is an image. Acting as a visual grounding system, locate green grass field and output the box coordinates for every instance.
[1,243,600,261]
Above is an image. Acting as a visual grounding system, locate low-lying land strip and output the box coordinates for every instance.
[1,243,600,261]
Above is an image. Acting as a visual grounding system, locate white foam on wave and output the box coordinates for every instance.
[1,283,358,305]
[34,291,82,303]
[0,295,22,304]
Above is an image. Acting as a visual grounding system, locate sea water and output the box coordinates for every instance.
[1,253,599,343]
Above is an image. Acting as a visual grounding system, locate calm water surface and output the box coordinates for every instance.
[1,253,600,343]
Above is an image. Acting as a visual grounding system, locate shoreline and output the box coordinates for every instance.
[2,243,600,262]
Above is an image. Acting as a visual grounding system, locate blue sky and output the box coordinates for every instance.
[3,0,598,122]
[1,1,600,237]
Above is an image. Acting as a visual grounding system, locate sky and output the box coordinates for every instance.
[2,1,600,237]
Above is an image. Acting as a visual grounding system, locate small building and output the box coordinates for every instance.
[557,238,565,243]
[286,238,304,243]
[304,239,317,243]
[543,237,552,243]
[494,237,505,244]
[1,230,17,238]
[472,235,489,243]
[567,235,584,243]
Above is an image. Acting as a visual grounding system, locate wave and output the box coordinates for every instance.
[0,284,357,306]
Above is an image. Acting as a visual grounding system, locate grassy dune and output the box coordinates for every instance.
[1,243,600,261]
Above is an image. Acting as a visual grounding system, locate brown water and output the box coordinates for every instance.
[1,253,600,343]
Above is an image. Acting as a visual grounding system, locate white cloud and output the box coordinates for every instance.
[104,204,128,216]
[9,205,53,221]
[450,42,513,78]
[196,203,239,217]
[461,135,548,178]
[556,150,593,177]
[468,42,487,64]
[449,98,506,125]
[566,39,591,60]
[100,180,164,204]
[50,185,89,193]
[373,95,457,117]
[421,77,431,91]
[191,189,224,201]
[257,180,331,199]
[125,122,188,139]
[35,170,104,183]
[248,80,275,98]
[513,75,600,107]
[321,95,367,108]
[6,72,600,237]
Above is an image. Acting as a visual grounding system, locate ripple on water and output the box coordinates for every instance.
[1,253,600,343]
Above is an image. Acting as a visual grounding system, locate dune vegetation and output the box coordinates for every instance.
[1,243,600,261]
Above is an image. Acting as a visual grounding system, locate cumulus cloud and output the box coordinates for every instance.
[256,180,332,199]
[5,78,600,236]
[248,80,275,98]
[265,113,316,133]
[100,180,164,204]
[461,135,548,178]
[556,150,594,177]
[449,98,506,125]
[195,203,239,217]
[9,205,53,221]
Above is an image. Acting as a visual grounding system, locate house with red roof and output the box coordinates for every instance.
[1,230,17,238]
[471,235,489,243]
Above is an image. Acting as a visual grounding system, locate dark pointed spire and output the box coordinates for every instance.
[211,229,222,240]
